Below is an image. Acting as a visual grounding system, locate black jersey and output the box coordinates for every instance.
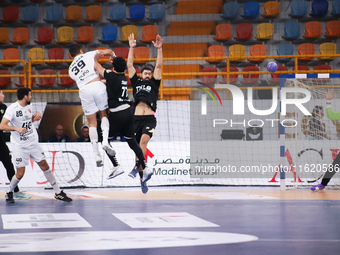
[131,72,160,112]
[104,70,130,109]
[0,103,6,138]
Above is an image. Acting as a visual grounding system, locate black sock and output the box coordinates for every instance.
[105,151,119,167]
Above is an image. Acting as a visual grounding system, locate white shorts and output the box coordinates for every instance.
[79,81,109,115]
[12,142,46,168]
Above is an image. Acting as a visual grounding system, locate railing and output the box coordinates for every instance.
[1,53,339,100]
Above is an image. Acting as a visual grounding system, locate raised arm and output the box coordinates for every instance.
[152,35,163,80]
[127,33,137,78]
[94,49,115,62]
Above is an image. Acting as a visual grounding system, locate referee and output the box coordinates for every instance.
[0,90,31,200]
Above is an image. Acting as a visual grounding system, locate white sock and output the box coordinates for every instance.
[101,117,110,146]
[89,127,99,154]
[9,176,20,193]
[43,169,61,194]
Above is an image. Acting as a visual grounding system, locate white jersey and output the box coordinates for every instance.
[68,50,100,89]
[3,101,38,146]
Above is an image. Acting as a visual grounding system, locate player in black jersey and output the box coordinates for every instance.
[0,90,31,200]
[127,33,163,190]
[95,56,151,193]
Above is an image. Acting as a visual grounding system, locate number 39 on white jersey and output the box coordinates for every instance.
[68,51,99,89]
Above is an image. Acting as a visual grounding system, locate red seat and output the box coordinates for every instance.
[270,66,288,83]
[201,67,218,85]
[15,70,36,87]
[0,70,11,88]
[1,6,19,22]
[34,27,54,44]
[241,66,260,84]
[221,66,238,84]
[234,23,253,40]
[57,69,75,87]
[37,69,56,87]
[48,47,65,65]
[113,47,129,59]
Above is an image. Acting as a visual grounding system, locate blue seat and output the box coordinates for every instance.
[44,5,63,23]
[99,25,118,44]
[127,4,145,21]
[148,4,165,22]
[221,2,239,20]
[282,21,301,40]
[289,0,308,18]
[107,4,126,22]
[310,0,329,17]
[332,0,340,16]
[275,44,294,62]
[21,6,39,23]
[241,2,259,19]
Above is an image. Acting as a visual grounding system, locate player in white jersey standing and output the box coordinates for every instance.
[68,45,116,166]
[0,88,72,203]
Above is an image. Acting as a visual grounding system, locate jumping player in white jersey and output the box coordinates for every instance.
[68,45,116,167]
[0,88,72,203]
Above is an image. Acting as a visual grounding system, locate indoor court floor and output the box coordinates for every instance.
[0,186,339,255]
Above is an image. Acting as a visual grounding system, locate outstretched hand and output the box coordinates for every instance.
[152,35,163,49]
[128,33,136,48]
[326,89,335,101]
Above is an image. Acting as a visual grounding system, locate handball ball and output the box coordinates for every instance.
[267,62,278,73]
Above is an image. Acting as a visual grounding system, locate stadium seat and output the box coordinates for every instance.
[93,47,110,63]
[20,6,39,23]
[282,21,301,40]
[229,44,246,62]
[261,1,280,18]
[148,3,165,22]
[331,0,340,16]
[289,0,308,18]
[270,65,288,83]
[34,27,54,44]
[54,0,70,3]
[75,26,93,43]
[37,69,56,87]
[3,48,20,66]
[201,67,218,85]
[55,26,74,44]
[133,46,150,64]
[318,42,336,60]
[99,25,118,44]
[113,47,129,58]
[241,66,260,84]
[0,6,19,22]
[74,0,88,2]
[28,47,45,65]
[298,43,315,61]
[44,5,63,23]
[314,64,332,71]
[139,25,158,43]
[275,44,294,62]
[57,69,75,87]
[0,70,11,88]
[48,47,65,65]
[221,2,239,20]
[292,65,310,71]
[64,5,82,22]
[10,27,29,44]
[0,28,10,43]
[30,0,46,2]
[119,25,138,42]
[84,5,102,22]
[15,70,36,87]
[214,23,232,42]
[8,0,26,3]
[310,0,328,17]
[234,23,253,41]
[303,21,322,39]
[221,66,238,84]
[248,44,267,62]
[127,4,145,21]
[107,4,126,22]
[241,2,259,19]
[255,23,273,40]
[206,45,225,64]
[324,20,340,38]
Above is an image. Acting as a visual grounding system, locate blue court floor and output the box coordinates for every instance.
[0,186,339,255]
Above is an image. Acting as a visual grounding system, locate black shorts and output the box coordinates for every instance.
[108,107,135,138]
[134,115,157,143]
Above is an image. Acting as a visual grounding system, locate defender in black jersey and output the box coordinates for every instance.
[127,33,163,191]
[95,56,151,192]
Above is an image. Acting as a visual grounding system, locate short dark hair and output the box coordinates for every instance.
[312,105,323,117]
[69,45,82,58]
[112,57,127,73]
[17,87,31,100]
[141,64,154,74]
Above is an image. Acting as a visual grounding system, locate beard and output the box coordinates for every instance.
[26,100,31,105]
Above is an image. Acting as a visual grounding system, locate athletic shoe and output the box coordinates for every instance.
[128,166,138,179]
[5,192,14,204]
[102,144,116,157]
[55,191,72,202]
[108,165,124,179]
[141,166,153,183]
[311,184,325,191]
[96,153,103,167]
[141,179,149,194]
[14,191,32,200]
